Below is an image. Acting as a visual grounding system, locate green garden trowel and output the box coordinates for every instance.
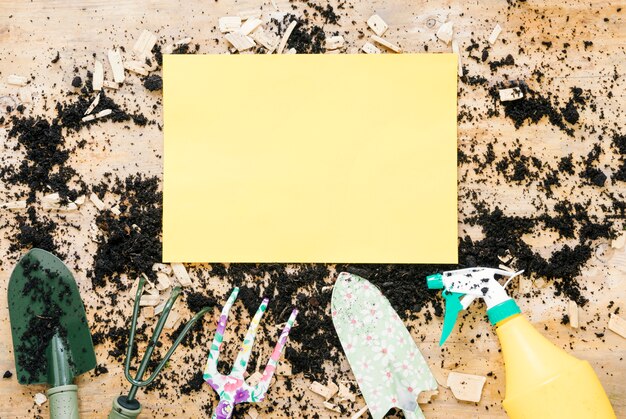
[8,248,96,419]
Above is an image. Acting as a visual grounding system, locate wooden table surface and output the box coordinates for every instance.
[0,0,624,418]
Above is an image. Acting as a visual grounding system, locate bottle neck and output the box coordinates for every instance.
[487,299,521,325]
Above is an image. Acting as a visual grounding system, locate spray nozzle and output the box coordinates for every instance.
[427,267,524,346]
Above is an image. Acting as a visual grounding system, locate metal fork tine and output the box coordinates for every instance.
[231,297,269,377]
[254,309,298,398]
[203,287,240,380]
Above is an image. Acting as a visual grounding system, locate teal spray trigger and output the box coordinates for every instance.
[426,267,524,346]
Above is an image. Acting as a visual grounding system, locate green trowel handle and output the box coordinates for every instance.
[108,396,142,419]
[47,385,79,419]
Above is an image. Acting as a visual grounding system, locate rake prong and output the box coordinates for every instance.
[203,288,239,380]
[254,309,298,399]
[231,297,269,377]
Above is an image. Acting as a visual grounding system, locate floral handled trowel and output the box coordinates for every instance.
[331,272,437,419]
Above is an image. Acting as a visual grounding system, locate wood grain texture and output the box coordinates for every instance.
[0,0,624,418]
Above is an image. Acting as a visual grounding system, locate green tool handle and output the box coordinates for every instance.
[47,385,79,419]
[108,396,142,419]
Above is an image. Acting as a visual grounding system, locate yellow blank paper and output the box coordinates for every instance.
[163,54,457,263]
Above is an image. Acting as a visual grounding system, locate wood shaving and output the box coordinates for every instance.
[367,14,388,37]
[361,42,381,54]
[611,233,625,249]
[325,35,345,51]
[7,75,28,86]
[239,18,262,36]
[33,393,47,406]
[89,192,106,211]
[250,28,277,52]
[308,381,338,400]
[171,263,193,286]
[219,16,242,33]
[155,272,171,291]
[417,389,439,404]
[139,294,160,307]
[499,87,524,102]
[0,200,27,210]
[84,92,101,116]
[133,30,158,59]
[103,80,119,90]
[337,383,355,402]
[436,21,454,45]
[351,406,368,419]
[277,20,298,54]
[322,402,341,413]
[164,310,181,329]
[93,59,104,91]
[82,109,112,123]
[568,300,579,328]
[224,32,256,52]
[371,35,402,53]
[107,49,125,84]
[488,23,502,45]
[608,313,626,338]
[447,371,486,402]
[124,60,149,76]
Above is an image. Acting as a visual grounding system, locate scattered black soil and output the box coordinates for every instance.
[91,174,162,288]
[143,75,163,91]
[71,76,82,88]
[3,371,12,379]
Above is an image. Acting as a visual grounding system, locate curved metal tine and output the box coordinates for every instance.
[230,297,269,378]
[203,287,240,380]
[254,309,298,399]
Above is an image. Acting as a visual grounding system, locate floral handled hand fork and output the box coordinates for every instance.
[203,288,298,419]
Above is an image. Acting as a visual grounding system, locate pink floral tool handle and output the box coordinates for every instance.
[203,287,298,419]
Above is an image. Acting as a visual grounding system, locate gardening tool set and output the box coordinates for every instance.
[8,250,616,418]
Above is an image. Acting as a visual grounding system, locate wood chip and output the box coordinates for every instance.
[417,389,439,404]
[608,313,626,338]
[42,193,60,204]
[250,28,277,52]
[154,300,167,316]
[219,16,242,33]
[568,300,579,328]
[156,272,171,291]
[107,49,125,84]
[309,381,338,400]
[337,383,355,402]
[171,263,193,286]
[277,20,298,54]
[351,406,368,419]
[164,310,181,329]
[18,87,33,103]
[611,233,625,249]
[124,60,149,76]
[245,407,259,419]
[110,205,121,215]
[367,14,388,37]
[499,87,524,102]
[34,393,47,406]
[133,30,158,59]
[82,108,112,123]
[451,39,463,76]
[143,306,155,318]
[518,276,532,294]
[42,201,78,211]
[74,195,86,206]
[239,18,262,36]
[93,60,104,91]
[84,92,101,116]
[7,75,28,86]
[103,80,119,90]
[488,24,502,45]
[1,200,27,210]
[447,372,486,403]
[361,42,381,54]
[370,35,402,53]
[89,193,106,211]
[436,21,454,45]
[140,294,160,307]
[325,35,345,51]
[224,32,256,51]
[152,263,172,274]
[323,402,341,413]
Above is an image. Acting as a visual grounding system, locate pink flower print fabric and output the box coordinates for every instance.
[331,272,438,419]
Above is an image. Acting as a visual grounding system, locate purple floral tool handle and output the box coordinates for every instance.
[203,287,298,419]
